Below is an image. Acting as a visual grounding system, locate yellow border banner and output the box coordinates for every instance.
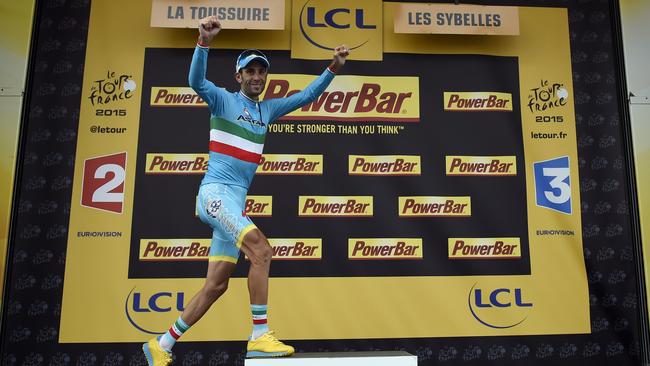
[0,0,36,303]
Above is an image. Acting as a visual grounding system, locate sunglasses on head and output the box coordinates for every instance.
[236,49,270,72]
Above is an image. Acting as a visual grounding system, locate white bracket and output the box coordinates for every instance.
[0,87,23,97]
[245,351,417,366]
[630,95,650,105]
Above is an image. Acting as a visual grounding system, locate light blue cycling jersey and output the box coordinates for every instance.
[189,45,336,189]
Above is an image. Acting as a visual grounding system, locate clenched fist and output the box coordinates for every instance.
[329,45,350,73]
[198,16,221,45]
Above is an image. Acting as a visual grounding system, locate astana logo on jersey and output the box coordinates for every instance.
[206,199,222,218]
[238,107,265,127]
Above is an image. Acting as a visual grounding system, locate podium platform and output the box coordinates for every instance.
[245,351,417,366]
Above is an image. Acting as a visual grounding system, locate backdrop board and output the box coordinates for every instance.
[60,1,588,342]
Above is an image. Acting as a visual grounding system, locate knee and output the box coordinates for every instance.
[203,279,229,299]
[244,231,273,265]
[259,243,273,262]
[250,242,273,266]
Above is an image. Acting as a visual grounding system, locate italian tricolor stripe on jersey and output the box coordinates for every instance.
[209,117,265,164]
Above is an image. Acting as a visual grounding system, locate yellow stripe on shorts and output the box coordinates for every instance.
[208,255,238,264]
[236,224,257,248]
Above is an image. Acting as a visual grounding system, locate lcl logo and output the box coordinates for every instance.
[468,283,533,329]
[125,288,186,334]
[299,0,376,51]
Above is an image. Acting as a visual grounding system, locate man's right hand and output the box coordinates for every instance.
[328,45,349,74]
[198,16,221,46]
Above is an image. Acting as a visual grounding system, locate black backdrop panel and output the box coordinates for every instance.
[129,48,528,279]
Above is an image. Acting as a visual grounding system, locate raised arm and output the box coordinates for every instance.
[188,16,226,113]
[267,45,350,122]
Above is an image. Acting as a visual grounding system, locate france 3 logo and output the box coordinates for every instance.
[533,156,571,214]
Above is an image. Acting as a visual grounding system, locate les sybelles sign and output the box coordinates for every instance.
[394,3,519,35]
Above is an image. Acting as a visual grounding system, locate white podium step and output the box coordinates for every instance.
[245,351,417,366]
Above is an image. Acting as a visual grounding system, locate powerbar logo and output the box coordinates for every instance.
[261,75,420,122]
[140,238,319,261]
[399,196,471,217]
[245,196,272,217]
[299,196,373,217]
[146,154,208,174]
[195,195,272,217]
[150,87,206,107]
[444,92,512,111]
[446,156,516,176]
[267,239,321,260]
[256,154,322,175]
[139,239,210,261]
[349,155,421,176]
[348,238,423,259]
[448,238,521,259]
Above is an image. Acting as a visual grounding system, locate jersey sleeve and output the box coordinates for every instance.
[188,45,228,116]
[265,68,336,123]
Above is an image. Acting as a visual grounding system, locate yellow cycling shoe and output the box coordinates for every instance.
[142,337,173,366]
[246,331,295,358]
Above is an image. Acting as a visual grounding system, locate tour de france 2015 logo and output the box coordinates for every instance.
[88,70,137,117]
[527,79,569,123]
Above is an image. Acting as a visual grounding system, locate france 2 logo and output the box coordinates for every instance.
[533,156,571,214]
[81,152,127,213]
